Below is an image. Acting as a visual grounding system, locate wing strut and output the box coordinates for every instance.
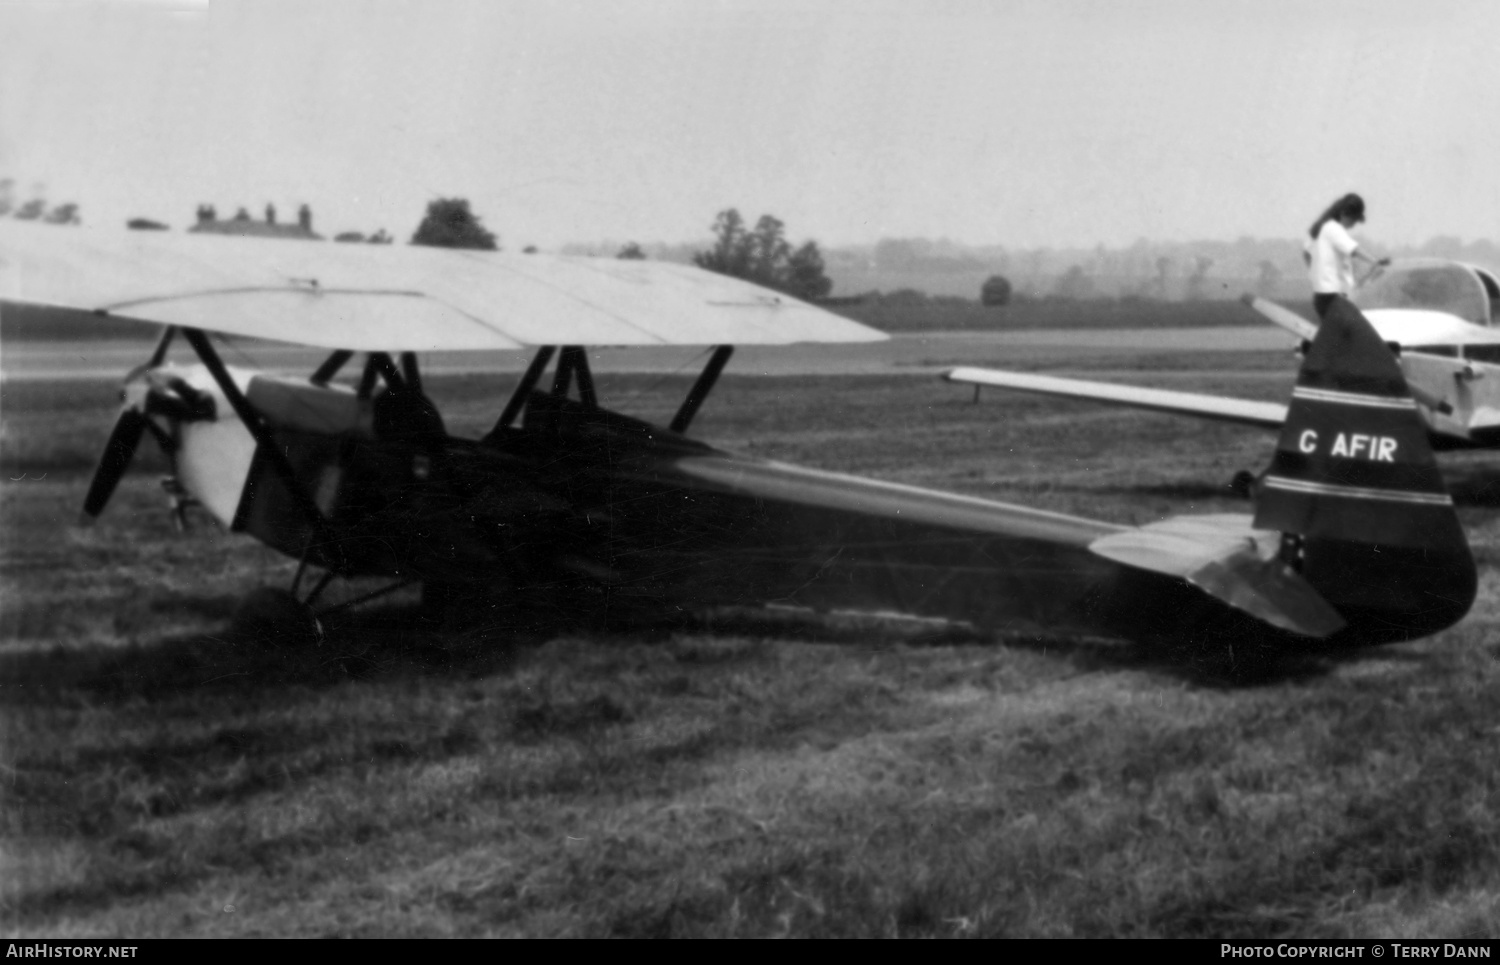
[123,325,178,383]
[552,346,597,410]
[671,345,734,434]
[491,346,557,435]
[179,328,340,559]
[400,352,422,394]
[311,350,354,386]
[356,355,381,398]
[367,353,408,391]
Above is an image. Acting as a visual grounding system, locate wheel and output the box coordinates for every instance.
[229,587,323,649]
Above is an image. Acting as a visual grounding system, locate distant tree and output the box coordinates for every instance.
[1255,259,1283,297]
[1184,256,1214,301]
[334,231,367,243]
[1053,265,1094,300]
[617,241,647,260]
[410,197,498,250]
[367,229,392,244]
[695,209,753,278]
[14,199,45,220]
[981,274,1013,307]
[1153,256,1172,299]
[874,237,984,274]
[784,241,832,300]
[746,214,791,283]
[43,203,80,225]
[880,288,930,306]
[522,245,538,254]
[127,217,169,231]
[874,238,921,271]
[694,208,832,300]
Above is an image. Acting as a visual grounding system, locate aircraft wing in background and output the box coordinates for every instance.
[1242,295,1318,341]
[943,367,1288,429]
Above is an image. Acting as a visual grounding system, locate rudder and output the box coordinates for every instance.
[1253,298,1475,641]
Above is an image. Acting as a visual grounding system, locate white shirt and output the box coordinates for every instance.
[1307,220,1361,295]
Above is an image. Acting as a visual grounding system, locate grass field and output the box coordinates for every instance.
[6,341,1500,937]
[829,297,1282,334]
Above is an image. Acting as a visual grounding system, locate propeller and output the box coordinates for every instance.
[81,327,209,521]
[82,406,150,518]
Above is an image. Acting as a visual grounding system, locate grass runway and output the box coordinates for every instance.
[6,336,1500,937]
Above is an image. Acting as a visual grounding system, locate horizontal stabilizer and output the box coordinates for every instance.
[1242,294,1318,341]
[1469,406,1500,431]
[0,220,887,351]
[945,367,1287,429]
[1090,515,1345,637]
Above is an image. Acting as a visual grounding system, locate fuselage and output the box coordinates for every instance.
[158,362,1181,639]
[147,361,1471,648]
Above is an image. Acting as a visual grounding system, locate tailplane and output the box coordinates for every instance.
[1253,297,1475,641]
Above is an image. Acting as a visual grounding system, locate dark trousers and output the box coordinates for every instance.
[1313,293,1339,319]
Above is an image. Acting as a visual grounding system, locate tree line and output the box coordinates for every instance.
[0,180,80,225]
[0,185,837,306]
[410,199,834,301]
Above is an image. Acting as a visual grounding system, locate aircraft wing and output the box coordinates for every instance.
[1242,295,1318,341]
[1089,514,1344,636]
[1243,293,1500,350]
[0,221,886,351]
[944,367,1288,429]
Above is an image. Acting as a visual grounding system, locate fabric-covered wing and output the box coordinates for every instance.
[944,367,1288,429]
[0,221,886,351]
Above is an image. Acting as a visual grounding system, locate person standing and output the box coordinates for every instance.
[1305,193,1389,319]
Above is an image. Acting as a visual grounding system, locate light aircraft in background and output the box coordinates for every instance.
[0,222,1477,650]
[947,259,1500,452]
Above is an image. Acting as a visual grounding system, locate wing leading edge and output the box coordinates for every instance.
[944,367,1288,429]
[0,221,887,351]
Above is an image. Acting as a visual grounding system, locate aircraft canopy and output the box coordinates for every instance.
[1354,259,1500,328]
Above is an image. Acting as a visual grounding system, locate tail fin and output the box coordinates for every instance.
[1253,297,1475,641]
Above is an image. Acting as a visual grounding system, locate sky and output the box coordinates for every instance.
[3,0,1500,251]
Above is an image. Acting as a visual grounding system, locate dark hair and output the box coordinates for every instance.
[1309,193,1366,238]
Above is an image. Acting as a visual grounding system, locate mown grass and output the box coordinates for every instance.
[830,297,1283,333]
[6,350,1500,937]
